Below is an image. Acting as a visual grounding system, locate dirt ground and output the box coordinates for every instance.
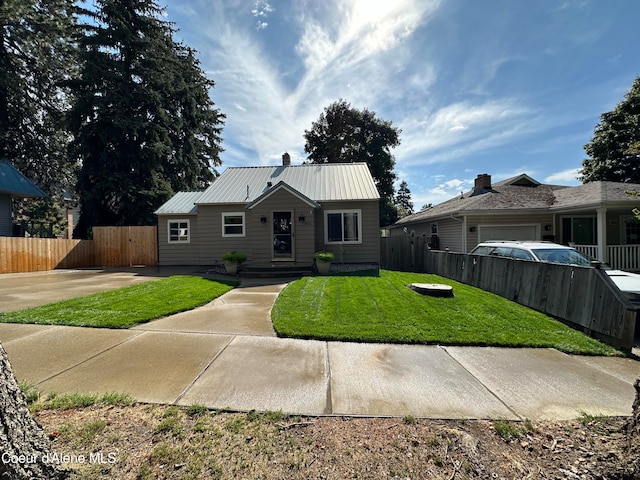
[35,402,640,480]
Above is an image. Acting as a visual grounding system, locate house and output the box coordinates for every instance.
[0,160,46,236]
[389,173,640,271]
[155,154,381,269]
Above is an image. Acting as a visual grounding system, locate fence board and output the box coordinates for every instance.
[1,226,157,274]
[0,237,95,274]
[380,236,637,351]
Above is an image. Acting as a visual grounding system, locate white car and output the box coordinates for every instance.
[470,241,640,304]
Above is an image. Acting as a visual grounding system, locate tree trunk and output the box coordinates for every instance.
[0,341,67,479]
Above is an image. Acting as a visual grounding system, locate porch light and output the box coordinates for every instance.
[298,214,305,223]
[544,224,553,231]
[260,216,267,223]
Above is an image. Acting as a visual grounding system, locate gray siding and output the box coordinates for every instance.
[245,189,317,267]
[466,213,553,252]
[157,215,200,265]
[0,194,11,236]
[314,200,380,263]
[158,197,380,266]
[436,218,464,253]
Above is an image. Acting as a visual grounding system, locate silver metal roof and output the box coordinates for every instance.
[154,191,202,215]
[196,163,380,204]
[0,161,46,197]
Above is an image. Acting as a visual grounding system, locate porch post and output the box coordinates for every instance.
[596,207,607,262]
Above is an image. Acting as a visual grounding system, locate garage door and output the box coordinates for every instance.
[478,225,538,243]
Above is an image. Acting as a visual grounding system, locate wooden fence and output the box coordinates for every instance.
[0,226,158,274]
[381,235,637,351]
[93,226,157,268]
[0,237,95,273]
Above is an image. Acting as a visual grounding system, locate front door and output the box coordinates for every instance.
[273,211,293,260]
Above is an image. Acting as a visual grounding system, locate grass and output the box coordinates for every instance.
[271,270,622,356]
[19,381,137,412]
[0,275,237,329]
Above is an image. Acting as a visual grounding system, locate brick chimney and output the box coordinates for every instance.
[282,152,291,166]
[474,173,491,192]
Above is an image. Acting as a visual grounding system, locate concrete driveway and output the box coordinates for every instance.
[1,269,640,420]
[0,267,204,312]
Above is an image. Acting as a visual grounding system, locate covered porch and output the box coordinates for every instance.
[560,206,640,271]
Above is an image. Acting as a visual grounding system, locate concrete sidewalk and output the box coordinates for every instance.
[1,276,640,420]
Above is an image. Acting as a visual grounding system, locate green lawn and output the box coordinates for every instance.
[0,276,237,329]
[271,270,622,356]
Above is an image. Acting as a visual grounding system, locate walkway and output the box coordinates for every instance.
[1,272,639,420]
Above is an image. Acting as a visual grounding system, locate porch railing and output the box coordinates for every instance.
[574,244,640,271]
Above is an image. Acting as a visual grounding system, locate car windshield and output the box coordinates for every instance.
[531,248,592,266]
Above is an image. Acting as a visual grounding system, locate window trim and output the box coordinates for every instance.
[324,209,362,245]
[222,212,246,238]
[167,219,191,244]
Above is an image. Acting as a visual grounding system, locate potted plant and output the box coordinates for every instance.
[314,251,334,274]
[222,251,247,275]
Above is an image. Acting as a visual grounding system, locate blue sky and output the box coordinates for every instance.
[164,0,640,210]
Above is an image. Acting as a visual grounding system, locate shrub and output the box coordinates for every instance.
[222,251,247,263]
[314,251,334,263]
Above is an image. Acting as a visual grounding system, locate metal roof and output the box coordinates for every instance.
[196,163,380,204]
[0,161,46,197]
[154,191,202,215]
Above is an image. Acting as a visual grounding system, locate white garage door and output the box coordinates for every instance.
[478,225,538,243]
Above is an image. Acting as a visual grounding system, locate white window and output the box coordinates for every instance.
[168,220,190,243]
[222,212,245,237]
[325,210,362,244]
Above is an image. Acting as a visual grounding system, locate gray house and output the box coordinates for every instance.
[0,160,46,236]
[389,173,640,271]
[155,155,381,269]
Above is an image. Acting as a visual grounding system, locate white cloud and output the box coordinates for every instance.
[252,0,274,29]
[544,168,581,184]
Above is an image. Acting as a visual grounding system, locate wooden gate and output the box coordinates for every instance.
[93,226,158,267]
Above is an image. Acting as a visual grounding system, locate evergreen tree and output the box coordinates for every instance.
[304,99,401,226]
[68,0,224,238]
[395,180,413,217]
[0,0,78,233]
[580,76,640,183]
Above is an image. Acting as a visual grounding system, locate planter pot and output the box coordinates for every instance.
[223,260,239,275]
[316,260,331,275]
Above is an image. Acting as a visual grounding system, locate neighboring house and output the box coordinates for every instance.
[155,154,381,268]
[389,173,640,271]
[0,160,46,236]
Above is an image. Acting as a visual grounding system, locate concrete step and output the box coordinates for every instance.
[239,265,313,278]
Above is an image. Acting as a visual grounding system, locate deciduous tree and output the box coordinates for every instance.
[304,99,401,226]
[580,76,640,183]
[0,341,67,479]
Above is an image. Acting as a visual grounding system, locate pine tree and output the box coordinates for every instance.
[395,180,413,218]
[68,0,224,237]
[0,0,78,232]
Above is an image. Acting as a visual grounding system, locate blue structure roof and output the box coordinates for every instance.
[0,161,46,197]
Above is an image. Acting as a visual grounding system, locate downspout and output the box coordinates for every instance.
[449,214,466,252]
